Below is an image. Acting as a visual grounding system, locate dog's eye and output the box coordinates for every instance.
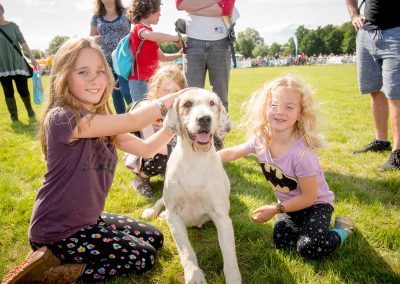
[210,101,215,106]
[183,101,193,108]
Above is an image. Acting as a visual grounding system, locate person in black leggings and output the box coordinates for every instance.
[0,3,37,121]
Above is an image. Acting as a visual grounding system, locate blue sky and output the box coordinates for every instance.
[1,0,350,51]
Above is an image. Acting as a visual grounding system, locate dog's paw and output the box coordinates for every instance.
[141,208,157,220]
[185,267,207,284]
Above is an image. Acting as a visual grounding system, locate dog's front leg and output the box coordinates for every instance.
[167,211,207,284]
[212,215,242,284]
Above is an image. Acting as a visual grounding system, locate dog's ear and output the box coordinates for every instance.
[215,98,231,140]
[163,98,181,136]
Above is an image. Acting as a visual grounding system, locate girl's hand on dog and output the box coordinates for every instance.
[251,205,277,223]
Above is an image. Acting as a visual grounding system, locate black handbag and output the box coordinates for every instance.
[0,27,33,77]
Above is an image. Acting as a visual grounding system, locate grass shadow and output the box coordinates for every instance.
[9,118,39,139]
[325,171,400,206]
[310,230,400,283]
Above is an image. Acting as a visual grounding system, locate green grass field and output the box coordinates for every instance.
[1,65,399,283]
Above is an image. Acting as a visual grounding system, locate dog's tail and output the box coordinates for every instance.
[141,198,165,220]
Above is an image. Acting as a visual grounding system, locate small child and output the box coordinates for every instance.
[2,37,181,283]
[124,64,187,198]
[218,75,355,260]
[126,0,183,102]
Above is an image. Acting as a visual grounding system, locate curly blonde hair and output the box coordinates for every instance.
[39,37,115,159]
[147,64,187,100]
[126,0,161,24]
[243,75,326,149]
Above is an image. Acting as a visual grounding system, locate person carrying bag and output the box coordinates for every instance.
[0,3,37,121]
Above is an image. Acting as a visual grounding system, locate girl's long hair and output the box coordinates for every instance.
[94,0,125,16]
[243,75,326,149]
[39,37,115,159]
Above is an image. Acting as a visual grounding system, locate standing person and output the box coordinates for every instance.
[218,75,355,260]
[124,64,187,198]
[346,0,400,170]
[2,37,181,283]
[90,0,132,114]
[126,0,182,103]
[176,0,237,149]
[0,3,37,122]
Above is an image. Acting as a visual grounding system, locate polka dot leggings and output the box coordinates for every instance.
[30,212,164,282]
[273,203,341,260]
[141,153,168,178]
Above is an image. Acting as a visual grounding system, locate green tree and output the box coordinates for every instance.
[268,42,282,56]
[234,28,264,58]
[301,31,325,55]
[252,44,268,57]
[31,49,44,59]
[326,29,344,55]
[281,42,291,56]
[295,25,310,53]
[341,22,356,54]
[47,35,70,55]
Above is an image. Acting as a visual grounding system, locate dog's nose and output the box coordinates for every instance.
[198,115,211,127]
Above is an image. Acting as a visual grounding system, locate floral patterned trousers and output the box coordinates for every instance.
[30,212,164,282]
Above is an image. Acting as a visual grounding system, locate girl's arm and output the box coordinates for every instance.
[141,122,168,155]
[218,145,248,162]
[279,176,318,212]
[116,129,174,158]
[71,91,180,139]
[157,48,183,62]
[140,29,179,43]
[251,175,318,223]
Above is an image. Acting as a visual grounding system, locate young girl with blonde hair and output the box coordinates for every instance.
[219,75,354,260]
[3,37,181,283]
[124,64,187,198]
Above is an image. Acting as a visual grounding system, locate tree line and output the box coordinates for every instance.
[32,22,356,60]
[233,22,356,58]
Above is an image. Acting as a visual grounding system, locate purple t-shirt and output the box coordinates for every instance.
[29,107,117,244]
[241,136,334,205]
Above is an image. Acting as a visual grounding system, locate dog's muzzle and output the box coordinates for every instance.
[188,115,213,145]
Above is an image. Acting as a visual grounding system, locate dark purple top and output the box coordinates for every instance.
[29,107,117,244]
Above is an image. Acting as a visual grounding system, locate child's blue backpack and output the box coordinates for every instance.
[111,34,144,80]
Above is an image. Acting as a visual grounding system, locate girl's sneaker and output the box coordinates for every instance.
[334,217,355,235]
[132,176,154,199]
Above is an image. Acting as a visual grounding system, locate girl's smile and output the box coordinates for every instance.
[267,87,302,134]
[68,48,107,109]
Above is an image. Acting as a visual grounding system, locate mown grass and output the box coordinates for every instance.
[0,65,399,283]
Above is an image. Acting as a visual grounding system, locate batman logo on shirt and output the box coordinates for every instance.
[260,163,298,193]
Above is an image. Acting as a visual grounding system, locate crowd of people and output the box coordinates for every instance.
[1,0,399,283]
[237,53,357,68]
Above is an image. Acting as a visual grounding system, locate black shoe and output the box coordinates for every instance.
[353,140,392,154]
[380,150,400,171]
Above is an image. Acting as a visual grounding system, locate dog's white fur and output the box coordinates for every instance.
[142,88,241,284]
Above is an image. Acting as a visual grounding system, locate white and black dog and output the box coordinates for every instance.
[142,88,241,284]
